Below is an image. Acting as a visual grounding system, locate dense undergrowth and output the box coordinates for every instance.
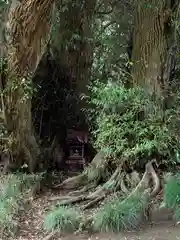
[87,82,180,167]
[43,193,148,233]
[0,173,42,238]
[43,173,180,233]
[0,170,180,236]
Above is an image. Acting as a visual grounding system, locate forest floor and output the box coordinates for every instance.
[11,186,180,240]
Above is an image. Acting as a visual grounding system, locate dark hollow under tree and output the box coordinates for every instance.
[32,49,96,171]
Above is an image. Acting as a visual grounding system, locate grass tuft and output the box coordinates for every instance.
[93,192,148,232]
[163,174,180,209]
[175,207,180,221]
[44,205,81,232]
[163,173,180,222]
[0,173,42,237]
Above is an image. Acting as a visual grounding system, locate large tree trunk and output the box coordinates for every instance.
[0,0,9,60]
[131,0,178,100]
[3,0,54,171]
[52,0,96,128]
[0,1,8,123]
[0,0,11,163]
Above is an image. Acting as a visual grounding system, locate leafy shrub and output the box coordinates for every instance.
[93,192,147,232]
[44,206,81,232]
[87,82,180,165]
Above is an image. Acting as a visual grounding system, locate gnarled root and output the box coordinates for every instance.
[67,182,98,196]
[120,177,129,193]
[119,161,161,221]
[124,162,151,201]
[150,160,161,197]
[82,195,105,210]
[52,160,160,214]
[53,174,86,190]
[54,150,107,190]
[43,231,58,240]
[122,161,160,201]
[86,166,122,199]
[51,166,122,206]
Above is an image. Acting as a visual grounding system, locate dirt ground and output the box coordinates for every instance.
[61,226,180,240]
[12,188,180,240]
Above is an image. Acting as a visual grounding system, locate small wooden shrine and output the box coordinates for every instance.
[64,129,88,172]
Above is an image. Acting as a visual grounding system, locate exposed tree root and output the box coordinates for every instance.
[67,182,97,196]
[120,161,159,202]
[51,166,121,205]
[52,160,160,216]
[124,162,151,201]
[52,173,86,189]
[87,166,121,199]
[54,151,107,190]
[82,195,105,210]
[120,171,140,194]
[57,195,87,205]
[43,231,58,240]
[49,194,88,203]
[50,182,97,201]
[149,160,161,197]
[119,161,160,222]
[120,177,129,193]
[49,195,75,201]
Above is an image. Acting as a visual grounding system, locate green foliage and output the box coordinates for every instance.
[163,174,180,209]
[17,172,43,189]
[92,1,133,84]
[175,207,180,221]
[0,175,20,235]
[88,82,180,165]
[0,0,8,7]
[0,173,42,237]
[163,173,180,221]
[44,206,81,232]
[93,192,147,232]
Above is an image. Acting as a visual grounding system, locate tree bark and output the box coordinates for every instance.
[0,1,9,60]
[0,0,11,124]
[131,0,179,100]
[52,0,96,128]
[4,0,54,171]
